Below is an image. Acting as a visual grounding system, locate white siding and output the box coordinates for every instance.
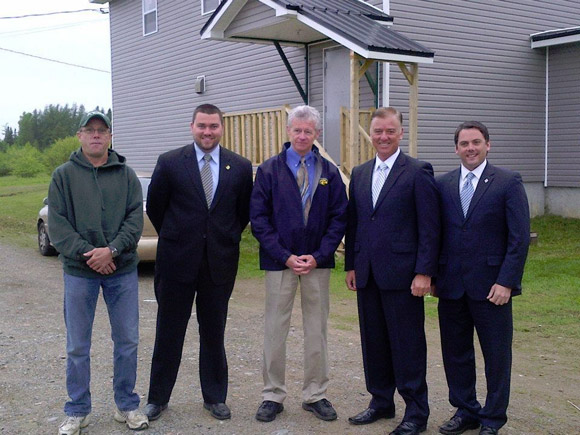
[110,0,305,170]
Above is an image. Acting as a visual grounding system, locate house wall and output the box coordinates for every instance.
[547,43,580,188]
[109,0,305,171]
[380,0,579,181]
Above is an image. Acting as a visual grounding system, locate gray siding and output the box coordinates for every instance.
[383,0,579,179]
[110,0,305,171]
[547,43,580,187]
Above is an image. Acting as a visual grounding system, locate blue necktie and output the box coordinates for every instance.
[460,172,475,217]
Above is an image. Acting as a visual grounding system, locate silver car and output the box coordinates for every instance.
[37,173,157,262]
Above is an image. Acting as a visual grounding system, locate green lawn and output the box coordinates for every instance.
[2,175,578,340]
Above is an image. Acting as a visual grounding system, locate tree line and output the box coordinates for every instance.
[0,104,112,177]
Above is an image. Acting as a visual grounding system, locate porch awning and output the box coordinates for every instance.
[531,26,580,48]
[200,0,434,64]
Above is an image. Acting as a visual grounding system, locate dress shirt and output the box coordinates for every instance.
[286,146,315,201]
[373,148,400,185]
[459,159,487,195]
[194,143,220,198]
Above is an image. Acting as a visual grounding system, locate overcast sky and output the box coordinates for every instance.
[0,0,111,138]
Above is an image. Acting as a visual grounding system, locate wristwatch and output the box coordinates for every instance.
[109,246,119,258]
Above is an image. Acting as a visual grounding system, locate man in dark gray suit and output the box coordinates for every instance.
[345,107,440,435]
[435,121,530,435]
[144,104,253,422]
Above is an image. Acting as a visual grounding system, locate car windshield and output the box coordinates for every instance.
[139,177,151,201]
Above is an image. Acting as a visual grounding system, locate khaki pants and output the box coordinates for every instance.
[262,268,331,403]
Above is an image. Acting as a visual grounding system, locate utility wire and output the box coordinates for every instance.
[0,9,108,19]
[0,46,110,73]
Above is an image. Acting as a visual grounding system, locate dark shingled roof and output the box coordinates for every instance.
[201,0,434,61]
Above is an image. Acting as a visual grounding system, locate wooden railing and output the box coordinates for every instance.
[222,105,369,189]
[222,105,290,165]
[340,107,374,176]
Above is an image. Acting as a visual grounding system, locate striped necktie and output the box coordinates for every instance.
[460,172,475,217]
[296,156,311,223]
[372,162,388,207]
[200,154,213,208]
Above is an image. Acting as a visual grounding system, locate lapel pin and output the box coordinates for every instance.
[226,165,231,170]
[319,178,328,186]
[484,178,489,183]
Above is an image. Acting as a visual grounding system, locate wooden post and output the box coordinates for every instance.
[350,51,360,168]
[397,62,419,158]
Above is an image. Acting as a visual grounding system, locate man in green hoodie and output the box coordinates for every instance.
[48,111,149,434]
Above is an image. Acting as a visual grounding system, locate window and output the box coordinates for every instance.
[202,0,222,15]
[143,0,158,35]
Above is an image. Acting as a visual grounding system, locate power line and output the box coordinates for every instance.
[0,46,110,73]
[0,9,108,20]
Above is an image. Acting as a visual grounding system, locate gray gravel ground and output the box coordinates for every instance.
[1,242,578,434]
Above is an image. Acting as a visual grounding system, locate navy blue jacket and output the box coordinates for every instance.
[250,143,348,270]
[345,152,440,290]
[435,163,530,300]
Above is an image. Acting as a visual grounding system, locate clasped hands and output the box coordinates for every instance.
[286,254,317,275]
[83,247,116,275]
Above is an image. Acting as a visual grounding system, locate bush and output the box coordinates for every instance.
[43,136,79,173]
[0,151,11,176]
[7,144,45,177]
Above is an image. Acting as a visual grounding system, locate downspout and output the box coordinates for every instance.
[544,47,549,187]
[382,0,390,107]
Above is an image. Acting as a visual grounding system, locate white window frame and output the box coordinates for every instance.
[201,0,222,16]
[143,0,158,36]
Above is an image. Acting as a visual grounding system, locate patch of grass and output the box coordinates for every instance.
[0,176,50,249]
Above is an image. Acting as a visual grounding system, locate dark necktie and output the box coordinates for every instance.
[201,154,213,208]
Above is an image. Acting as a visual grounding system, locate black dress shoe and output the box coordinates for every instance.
[144,403,167,421]
[255,400,284,422]
[203,402,231,420]
[389,421,427,435]
[439,415,480,434]
[302,398,337,421]
[479,426,499,435]
[348,407,395,425]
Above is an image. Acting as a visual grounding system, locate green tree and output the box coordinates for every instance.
[43,136,79,174]
[7,144,45,177]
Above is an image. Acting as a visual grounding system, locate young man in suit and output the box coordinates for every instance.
[345,107,440,435]
[144,104,253,422]
[250,105,348,423]
[435,121,530,435]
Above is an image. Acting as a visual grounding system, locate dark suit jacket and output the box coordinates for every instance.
[147,144,253,284]
[345,152,440,290]
[435,163,530,300]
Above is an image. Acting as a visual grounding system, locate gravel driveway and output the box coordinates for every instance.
[0,242,578,434]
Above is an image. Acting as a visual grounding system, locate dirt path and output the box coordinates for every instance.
[0,243,578,434]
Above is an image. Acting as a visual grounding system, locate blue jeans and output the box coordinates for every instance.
[63,270,140,416]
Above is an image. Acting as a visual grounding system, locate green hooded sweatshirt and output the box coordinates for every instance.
[48,148,143,278]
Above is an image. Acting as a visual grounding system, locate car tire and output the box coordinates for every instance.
[38,222,57,256]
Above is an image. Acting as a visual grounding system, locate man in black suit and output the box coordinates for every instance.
[144,104,253,422]
[345,107,440,435]
[435,121,530,435]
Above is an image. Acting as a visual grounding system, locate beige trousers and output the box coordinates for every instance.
[262,268,331,404]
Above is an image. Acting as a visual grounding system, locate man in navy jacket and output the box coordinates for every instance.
[435,121,530,435]
[345,107,440,435]
[250,105,347,423]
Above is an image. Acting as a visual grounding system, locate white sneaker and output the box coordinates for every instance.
[59,414,89,435]
[114,408,149,430]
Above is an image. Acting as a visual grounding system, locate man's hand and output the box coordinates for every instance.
[487,283,512,305]
[285,254,317,275]
[84,247,117,275]
[411,274,431,297]
[345,270,357,291]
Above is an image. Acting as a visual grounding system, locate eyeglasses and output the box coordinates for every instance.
[82,127,110,135]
